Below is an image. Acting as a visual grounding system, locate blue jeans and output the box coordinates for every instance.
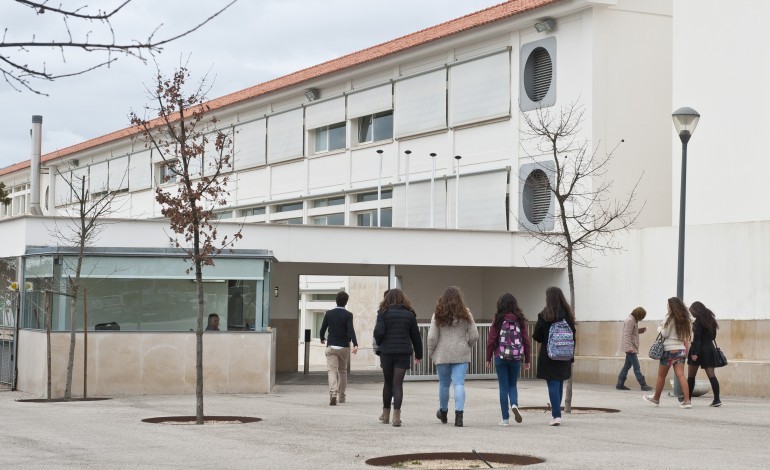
[618,352,644,382]
[546,379,564,418]
[494,357,522,420]
[436,363,468,412]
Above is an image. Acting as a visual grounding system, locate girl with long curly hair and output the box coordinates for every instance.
[687,301,723,407]
[427,286,479,427]
[644,297,693,408]
[485,293,531,426]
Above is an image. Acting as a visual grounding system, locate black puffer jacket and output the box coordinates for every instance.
[373,304,423,359]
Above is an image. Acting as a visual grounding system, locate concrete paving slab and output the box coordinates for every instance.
[1,378,768,469]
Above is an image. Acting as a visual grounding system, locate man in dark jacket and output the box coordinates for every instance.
[320,291,358,405]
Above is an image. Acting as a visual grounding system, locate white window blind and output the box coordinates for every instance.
[70,167,89,199]
[305,97,345,129]
[394,70,447,138]
[449,52,510,127]
[267,108,304,164]
[54,171,71,205]
[392,179,447,229]
[446,170,508,230]
[234,119,266,170]
[108,157,129,191]
[347,84,392,118]
[129,150,152,191]
[89,162,108,194]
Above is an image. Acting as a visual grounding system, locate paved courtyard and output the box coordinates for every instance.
[1,374,768,469]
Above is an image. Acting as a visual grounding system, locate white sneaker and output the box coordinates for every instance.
[642,395,660,406]
[549,417,561,426]
[498,419,510,427]
[679,401,692,409]
[511,405,523,423]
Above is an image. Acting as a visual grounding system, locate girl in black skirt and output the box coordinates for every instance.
[687,301,722,407]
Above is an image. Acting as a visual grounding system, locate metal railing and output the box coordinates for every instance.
[407,322,539,381]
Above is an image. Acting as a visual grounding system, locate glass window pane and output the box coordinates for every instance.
[380,207,393,227]
[277,202,303,212]
[314,127,328,153]
[328,123,346,150]
[373,111,393,141]
[358,115,373,143]
[328,196,345,206]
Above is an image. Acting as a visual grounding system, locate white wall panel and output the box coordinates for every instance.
[453,120,513,169]
[88,162,108,194]
[128,190,154,219]
[271,161,305,198]
[267,108,304,163]
[392,179,448,229]
[234,119,266,170]
[347,84,392,118]
[446,171,509,230]
[308,153,347,192]
[236,168,268,202]
[394,70,447,138]
[350,147,396,186]
[449,52,510,127]
[305,97,345,129]
[54,171,71,206]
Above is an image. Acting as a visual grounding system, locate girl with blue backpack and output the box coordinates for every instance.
[485,293,531,426]
[532,286,576,426]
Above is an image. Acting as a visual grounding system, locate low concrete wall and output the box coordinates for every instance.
[573,320,770,397]
[16,329,276,398]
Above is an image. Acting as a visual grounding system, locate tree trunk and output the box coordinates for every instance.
[65,254,84,400]
[194,227,205,425]
[45,291,52,400]
[565,254,576,413]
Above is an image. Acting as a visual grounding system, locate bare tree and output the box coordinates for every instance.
[51,164,124,399]
[520,102,643,412]
[129,65,241,425]
[1,0,237,94]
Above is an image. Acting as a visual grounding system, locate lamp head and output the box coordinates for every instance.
[304,88,319,101]
[534,18,556,33]
[672,107,700,141]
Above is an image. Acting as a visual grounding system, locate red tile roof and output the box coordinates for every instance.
[1,0,560,177]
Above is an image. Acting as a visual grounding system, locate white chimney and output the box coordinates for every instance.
[29,115,43,215]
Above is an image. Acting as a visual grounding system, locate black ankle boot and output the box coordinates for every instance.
[455,410,464,427]
[709,376,721,406]
[616,378,630,390]
[436,409,448,424]
[638,377,652,391]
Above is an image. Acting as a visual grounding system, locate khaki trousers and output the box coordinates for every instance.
[326,347,350,398]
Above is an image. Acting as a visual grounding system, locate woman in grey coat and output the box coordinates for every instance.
[427,286,479,427]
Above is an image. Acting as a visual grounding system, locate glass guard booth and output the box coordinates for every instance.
[19,247,274,333]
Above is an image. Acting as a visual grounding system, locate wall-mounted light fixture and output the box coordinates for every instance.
[534,18,556,33]
[304,88,319,101]
[274,286,279,297]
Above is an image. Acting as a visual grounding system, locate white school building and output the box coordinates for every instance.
[1,0,768,398]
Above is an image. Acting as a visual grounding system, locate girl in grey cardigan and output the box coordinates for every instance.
[427,286,479,427]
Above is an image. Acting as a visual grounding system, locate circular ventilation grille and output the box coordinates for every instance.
[524,47,553,102]
[523,169,550,224]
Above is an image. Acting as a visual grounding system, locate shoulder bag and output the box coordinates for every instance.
[648,332,665,360]
[713,339,728,368]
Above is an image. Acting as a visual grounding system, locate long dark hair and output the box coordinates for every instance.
[493,293,525,327]
[541,286,575,323]
[689,301,718,332]
[379,288,414,314]
[665,297,692,343]
[434,286,471,326]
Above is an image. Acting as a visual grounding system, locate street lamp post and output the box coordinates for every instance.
[671,107,700,300]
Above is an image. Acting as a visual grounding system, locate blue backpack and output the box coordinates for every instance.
[547,319,574,361]
[497,318,524,361]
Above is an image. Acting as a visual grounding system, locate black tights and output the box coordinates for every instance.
[382,366,407,410]
[688,365,720,401]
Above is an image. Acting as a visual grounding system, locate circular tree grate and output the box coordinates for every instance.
[141,415,261,425]
[366,452,545,469]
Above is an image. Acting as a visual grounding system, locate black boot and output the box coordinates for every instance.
[454,410,464,427]
[687,377,696,400]
[436,409,448,424]
[616,377,630,390]
[709,376,721,407]
[638,376,652,391]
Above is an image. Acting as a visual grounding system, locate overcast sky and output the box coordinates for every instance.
[0,0,504,170]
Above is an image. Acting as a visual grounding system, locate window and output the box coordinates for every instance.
[313,122,346,153]
[274,217,303,225]
[312,196,345,208]
[311,311,325,339]
[275,202,303,213]
[158,160,179,184]
[240,206,266,217]
[214,211,233,220]
[520,37,556,111]
[310,293,338,301]
[358,110,393,144]
[356,208,392,227]
[312,213,344,226]
[356,190,392,203]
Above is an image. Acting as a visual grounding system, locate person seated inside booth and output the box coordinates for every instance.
[205,313,220,331]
